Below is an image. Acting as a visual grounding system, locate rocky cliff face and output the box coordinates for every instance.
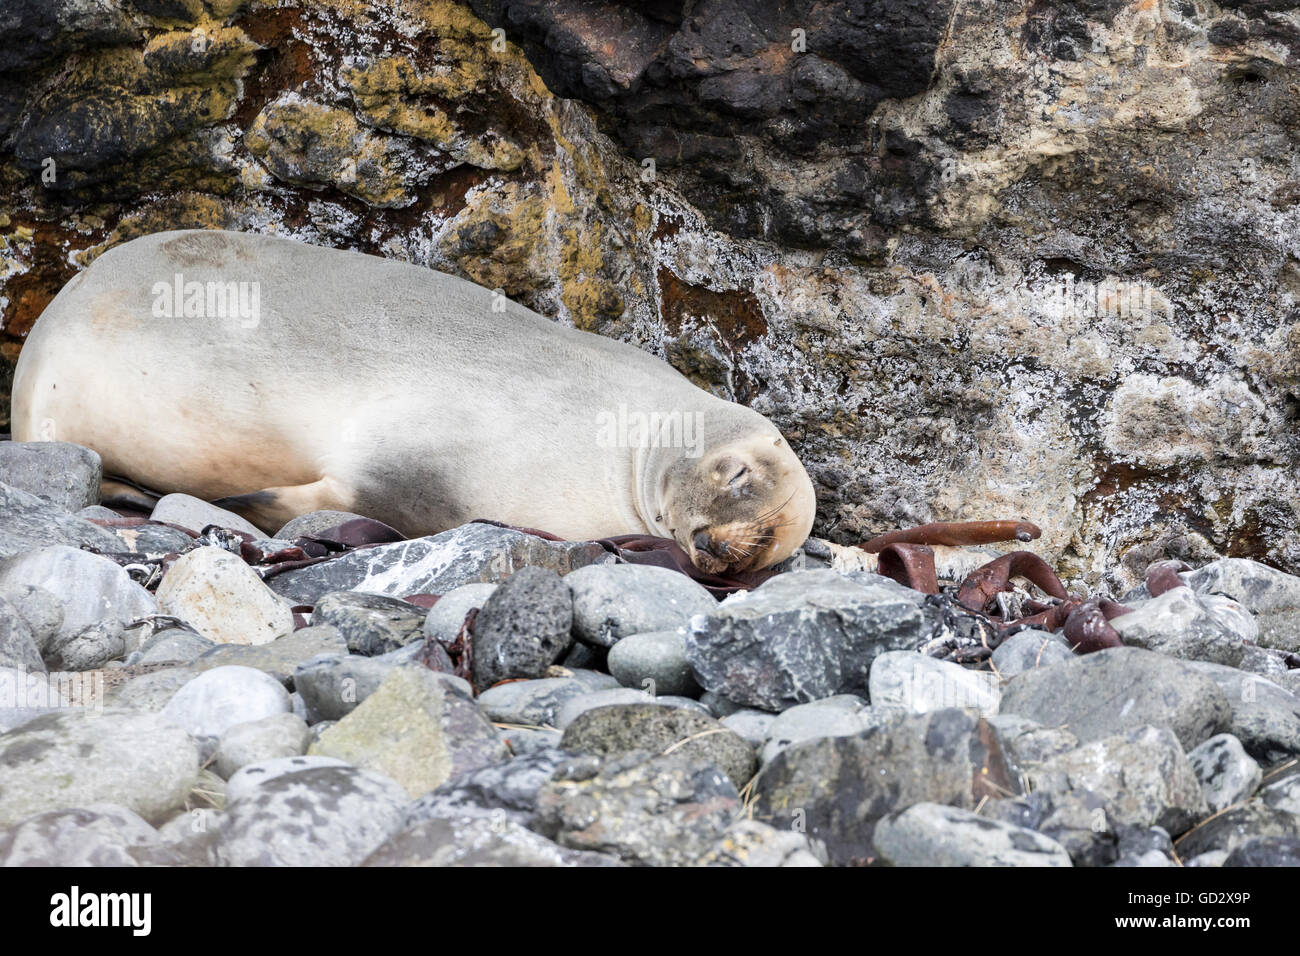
[2,0,1298,592]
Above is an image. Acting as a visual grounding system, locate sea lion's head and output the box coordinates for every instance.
[660,433,816,574]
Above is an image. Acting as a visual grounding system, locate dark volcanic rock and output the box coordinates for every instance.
[311,590,429,656]
[686,570,933,712]
[471,566,574,690]
[465,0,953,252]
[751,708,1019,866]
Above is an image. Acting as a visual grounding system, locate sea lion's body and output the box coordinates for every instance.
[12,230,815,570]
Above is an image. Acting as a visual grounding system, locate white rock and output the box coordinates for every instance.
[161,665,292,738]
[868,651,1001,716]
[0,546,155,642]
[1188,733,1262,812]
[156,546,293,645]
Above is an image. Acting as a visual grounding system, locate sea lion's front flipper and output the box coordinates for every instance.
[100,477,161,513]
[213,477,352,536]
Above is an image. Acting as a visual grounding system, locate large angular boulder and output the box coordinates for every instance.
[686,570,934,711]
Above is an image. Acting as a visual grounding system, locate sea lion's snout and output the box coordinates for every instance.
[687,522,782,575]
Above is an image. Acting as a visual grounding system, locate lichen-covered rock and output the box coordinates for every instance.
[1188,734,1262,813]
[0,803,158,867]
[696,820,823,867]
[363,815,623,867]
[535,750,741,867]
[559,703,757,789]
[245,93,444,207]
[217,763,409,866]
[0,709,198,826]
[1175,801,1300,860]
[308,665,508,797]
[751,708,1019,866]
[403,747,570,829]
[1223,837,1300,867]
[3,2,1300,590]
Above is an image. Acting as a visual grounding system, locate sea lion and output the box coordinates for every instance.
[11,229,816,573]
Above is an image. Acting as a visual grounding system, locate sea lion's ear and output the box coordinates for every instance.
[773,437,783,446]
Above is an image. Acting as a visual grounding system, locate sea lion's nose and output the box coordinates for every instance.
[693,531,728,558]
